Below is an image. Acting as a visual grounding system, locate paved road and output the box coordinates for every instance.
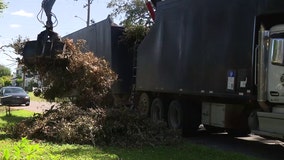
[12,101,56,113]
[188,130,284,160]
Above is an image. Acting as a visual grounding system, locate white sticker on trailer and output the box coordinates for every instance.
[240,78,247,88]
[227,77,235,90]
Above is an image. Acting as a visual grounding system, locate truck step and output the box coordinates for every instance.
[252,130,284,139]
[257,112,284,136]
[272,105,284,114]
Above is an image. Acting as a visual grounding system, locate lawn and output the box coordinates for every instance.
[0,109,34,127]
[28,92,46,102]
[0,109,261,160]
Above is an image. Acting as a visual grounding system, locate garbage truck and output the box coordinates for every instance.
[131,0,284,137]
[54,0,284,138]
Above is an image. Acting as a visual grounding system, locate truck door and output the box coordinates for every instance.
[268,25,284,104]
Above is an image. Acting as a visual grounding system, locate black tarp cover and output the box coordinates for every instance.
[64,17,133,94]
[136,0,284,99]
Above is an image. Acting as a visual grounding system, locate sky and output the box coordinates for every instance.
[0,0,115,73]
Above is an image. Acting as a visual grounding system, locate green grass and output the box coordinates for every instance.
[0,108,34,126]
[28,92,66,103]
[105,144,261,160]
[0,139,261,160]
[0,138,118,160]
[28,92,46,102]
[0,109,261,160]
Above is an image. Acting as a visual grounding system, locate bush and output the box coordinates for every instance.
[1,137,45,160]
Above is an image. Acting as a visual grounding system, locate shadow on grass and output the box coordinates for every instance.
[0,114,28,125]
[0,109,32,140]
[50,147,117,159]
[0,132,12,140]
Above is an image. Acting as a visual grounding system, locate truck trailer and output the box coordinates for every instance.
[135,0,284,137]
[65,0,284,138]
[64,18,134,105]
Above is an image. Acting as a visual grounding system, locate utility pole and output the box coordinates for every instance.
[86,0,91,26]
[74,0,93,27]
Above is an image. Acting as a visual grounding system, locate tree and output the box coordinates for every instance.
[10,35,29,55]
[0,64,11,77]
[107,0,153,27]
[0,36,28,69]
[0,1,8,50]
[0,0,7,14]
[0,36,30,88]
[0,76,11,87]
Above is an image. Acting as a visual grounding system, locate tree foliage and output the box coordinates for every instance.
[121,25,149,54]
[0,0,7,14]
[0,35,29,55]
[1,36,29,70]
[10,36,29,55]
[0,64,11,87]
[0,64,11,77]
[0,76,11,87]
[107,0,153,27]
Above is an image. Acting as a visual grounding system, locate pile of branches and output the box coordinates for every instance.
[9,38,181,147]
[10,103,181,147]
[26,39,117,108]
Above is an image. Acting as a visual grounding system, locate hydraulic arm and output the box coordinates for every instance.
[22,0,65,67]
[42,0,56,30]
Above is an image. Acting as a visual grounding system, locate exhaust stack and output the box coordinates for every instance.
[257,25,270,112]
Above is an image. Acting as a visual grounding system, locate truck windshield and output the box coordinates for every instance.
[271,38,284,66]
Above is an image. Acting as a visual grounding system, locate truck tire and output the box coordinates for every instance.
[150,98,164,123]
[137,93,150,116]
[168,100,183,130]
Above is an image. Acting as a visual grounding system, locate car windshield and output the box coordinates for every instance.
[4,88,25,94]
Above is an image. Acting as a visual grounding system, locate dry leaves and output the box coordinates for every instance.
[25,39,117,108]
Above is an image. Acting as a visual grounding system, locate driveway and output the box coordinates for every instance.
[188,130,284,160]
[12,101,56,113]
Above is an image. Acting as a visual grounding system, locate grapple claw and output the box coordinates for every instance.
[22,0,64,68]
[22,31,65,67]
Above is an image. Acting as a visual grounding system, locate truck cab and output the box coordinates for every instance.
[255,24,284,138]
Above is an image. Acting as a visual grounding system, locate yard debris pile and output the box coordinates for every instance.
[28,39,117,108]
[9,38,181,147]
[10,103,181,147]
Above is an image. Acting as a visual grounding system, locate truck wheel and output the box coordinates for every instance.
[168,100,183,130]
[137,93,150,116]
[151,98,164,123]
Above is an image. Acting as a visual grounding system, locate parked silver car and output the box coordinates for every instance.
[0,86,30,106]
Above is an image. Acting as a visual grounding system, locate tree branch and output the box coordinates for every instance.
[0,44,16,60]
